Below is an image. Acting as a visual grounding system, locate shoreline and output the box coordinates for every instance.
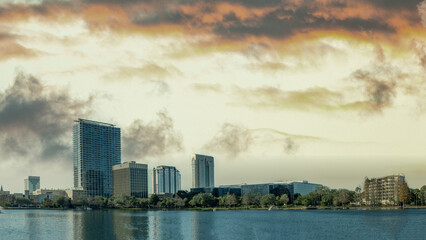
[3,206,426,211]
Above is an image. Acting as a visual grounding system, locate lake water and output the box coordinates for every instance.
[0,209,425,239]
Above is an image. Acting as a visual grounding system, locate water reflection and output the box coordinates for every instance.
[191,211,216,240]
[25,212,42,240]
[361,210,408,239]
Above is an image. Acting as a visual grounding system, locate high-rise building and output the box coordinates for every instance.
[73,119,121,198]
[191,153,214,188]
[152,166,181,194]
[112,161,148,198]
[363,174,408,205]
[24,176,40,194]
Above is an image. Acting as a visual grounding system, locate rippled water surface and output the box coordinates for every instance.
[0,209,425,239]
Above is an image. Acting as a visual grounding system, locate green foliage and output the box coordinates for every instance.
[149,195,160,207]
[278,194,289,206]
[260,194,276,207]
[189,193,216,207]
[242,194,261,207]
[42,199,54,208]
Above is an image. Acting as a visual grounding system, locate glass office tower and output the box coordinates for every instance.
[73,119,121,197]
[152,166,181,194]
[24,176,40,194]
[191,153,214,188]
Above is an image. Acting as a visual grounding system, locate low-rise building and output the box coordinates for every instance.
[291,180,322,196]
[0,186,10,196]
[31,189,67,203]
[65,187,87,201]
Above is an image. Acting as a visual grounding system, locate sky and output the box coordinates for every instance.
[1,0,426,193]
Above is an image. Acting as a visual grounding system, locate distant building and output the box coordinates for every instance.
[0,186,10,196]
[291,180,322,196]
[152,166,181,195]
[32,189,67,203]
[192,153,214,188]
[65,187,87,201]
[241,183,294,201]
[13,193,24,198]
[73,119,121,198]
[113,161,148,198]
[24,176,40,195]
[212,186,242,197]
[363,174,407,205]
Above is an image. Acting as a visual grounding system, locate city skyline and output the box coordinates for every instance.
[2,0,426,193]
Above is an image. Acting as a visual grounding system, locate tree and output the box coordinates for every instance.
[278,194,289,206]
[224,194,238,207]
[301,199,310,207]
[260,194,276,207]
[174,196,186,208]
[189,193,216,207]
[53,196,69,208]
[43,199,54,208]
[88,196,105,209]
[335,190,350,206]
[149,194,160,207]
[399,181,410,207]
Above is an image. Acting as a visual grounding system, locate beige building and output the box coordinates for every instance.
[363,174,408,205]
[31,189,67,203]
[113,161,148,198]
[65,187,87,201]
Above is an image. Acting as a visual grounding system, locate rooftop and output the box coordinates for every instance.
[75,118,116,127]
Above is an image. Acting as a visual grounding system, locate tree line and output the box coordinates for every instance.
[2,185,426,209]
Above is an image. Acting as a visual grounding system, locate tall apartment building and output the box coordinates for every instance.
[24,176,40,194]
[113,161,148,198]
[73,119,121,198]
[152,166,181,194]
[191,153,214,188]
[363,174,408,205]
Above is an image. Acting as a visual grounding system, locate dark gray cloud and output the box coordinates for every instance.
[351,68,397,113]
[284,137,299,155]
[122,110,183,160]
[0,72,93,162]
[213,7,395,39]
[203,123,252,158]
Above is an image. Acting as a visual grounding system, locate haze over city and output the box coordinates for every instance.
[2,0,426,193]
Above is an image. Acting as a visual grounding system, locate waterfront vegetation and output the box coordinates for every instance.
[2,186,426,210]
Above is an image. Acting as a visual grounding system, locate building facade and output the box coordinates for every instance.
[24,176,40,194]
[73,119,121,198]
[363,174,407,205]
[0,186,10,196]
[113,161,148,198]
[291,180,322,196]
[191,154,214,188]
[241,183,294,201]
[152,166,181,194]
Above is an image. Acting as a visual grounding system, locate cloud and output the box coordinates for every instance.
[106,62,182,80]
[0,72,93,162]
[191,83,223,93]
[204,123,334,158]
[419,0,426,27]
[411,39,426,68]
[122,110,183,160]
[0,31,39,61]
[203,123,252,158]
[350,66,399,113]
[233,86,346,112]
[284,137,299,155]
